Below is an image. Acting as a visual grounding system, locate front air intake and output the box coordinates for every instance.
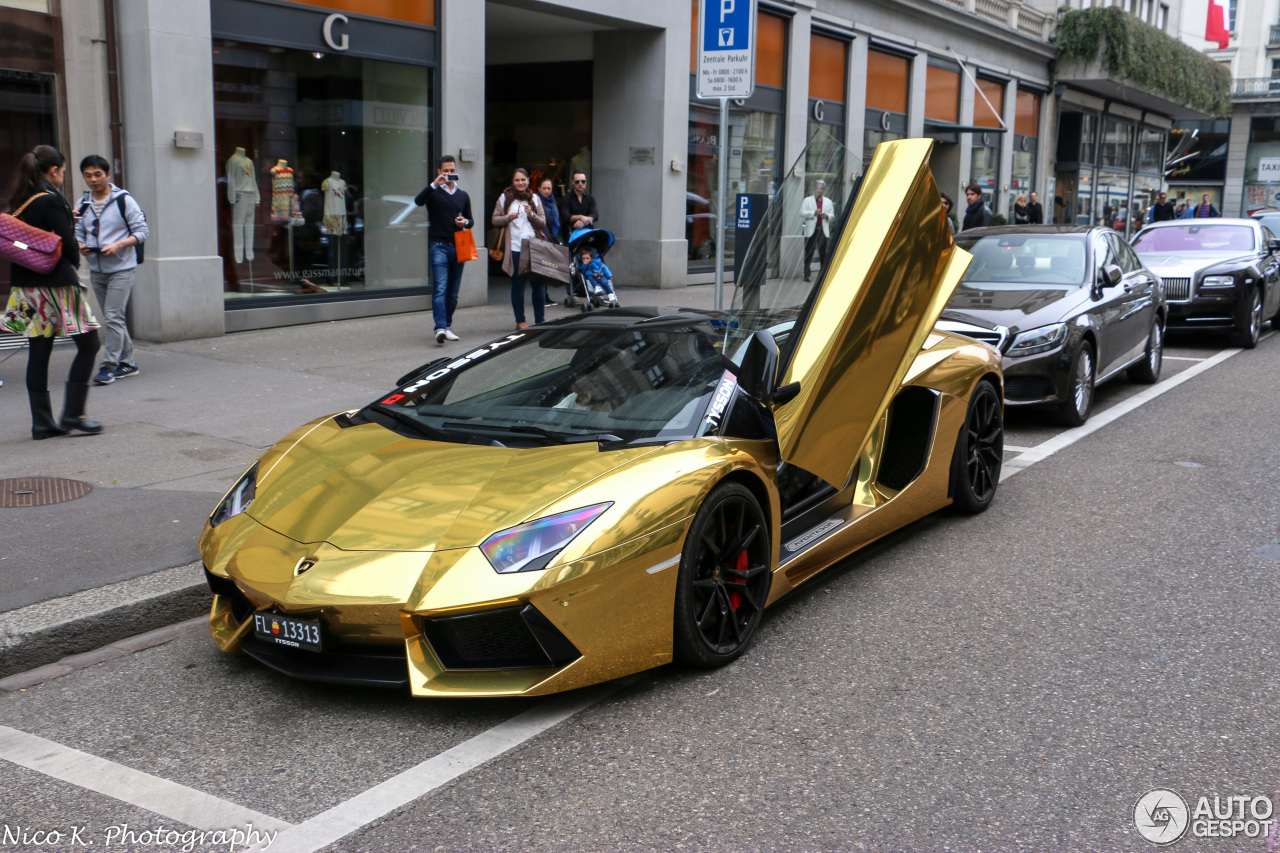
[423,605,580,670]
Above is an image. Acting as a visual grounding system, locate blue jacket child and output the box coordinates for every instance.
[578,248,616,301]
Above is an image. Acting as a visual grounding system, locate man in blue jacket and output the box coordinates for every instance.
[75,155,148,386]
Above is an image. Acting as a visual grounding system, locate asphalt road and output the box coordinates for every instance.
[2,329,1279,852]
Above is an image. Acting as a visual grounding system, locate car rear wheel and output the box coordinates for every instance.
[1231,288,1262,349]
[1056,340,1095,427]
[1128,320,1164,384]
[673,482,772,667]
[950,379,1003,514]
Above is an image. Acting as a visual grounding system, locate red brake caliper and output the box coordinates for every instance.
[728,548,748,610]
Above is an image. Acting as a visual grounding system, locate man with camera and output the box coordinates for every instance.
[414,154,475,345]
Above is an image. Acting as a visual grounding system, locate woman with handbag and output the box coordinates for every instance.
[2,145,104,439]
[490,168,546,330]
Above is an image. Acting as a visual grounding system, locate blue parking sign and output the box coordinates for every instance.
[696,0,756,99]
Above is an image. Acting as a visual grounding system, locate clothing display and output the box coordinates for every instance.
[270,160,296,223]
[322,172,348,235]
[226,148,259,263]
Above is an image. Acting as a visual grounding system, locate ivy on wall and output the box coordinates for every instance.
[1056,7,1232,116]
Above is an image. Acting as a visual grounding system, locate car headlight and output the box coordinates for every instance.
[209,463,258,528]
[480,503,613,574]
[1007,323,1068,357]
[1200,275,1235,288]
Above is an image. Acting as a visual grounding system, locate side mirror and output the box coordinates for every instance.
[1268,238,1280,253]
[1101,264,1123,289]
[395,357,449,387]
[737,330,802,407]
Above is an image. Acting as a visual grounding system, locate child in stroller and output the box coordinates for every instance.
[564,226,620,311]
[578,247,617,305]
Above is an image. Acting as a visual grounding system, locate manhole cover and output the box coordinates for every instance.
[0,477,94,507]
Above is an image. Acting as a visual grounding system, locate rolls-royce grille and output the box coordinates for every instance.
[1162,277,1191,301]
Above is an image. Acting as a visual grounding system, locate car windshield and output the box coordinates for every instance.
[1132,224,1256,253]
[953,234,1088,289]
[367,326,733,446]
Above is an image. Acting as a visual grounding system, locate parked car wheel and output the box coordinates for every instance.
[673,482,771,667]
[1056,341,1095,427]
[1128,319,1164,384]
[949,379,1003,514]
[1232,288,1262,349]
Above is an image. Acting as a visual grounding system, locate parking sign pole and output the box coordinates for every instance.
[714,97,728,312]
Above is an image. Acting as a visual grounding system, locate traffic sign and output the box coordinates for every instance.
[696,0,756,100]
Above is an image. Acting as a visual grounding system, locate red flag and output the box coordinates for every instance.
[1205,0,1229,48]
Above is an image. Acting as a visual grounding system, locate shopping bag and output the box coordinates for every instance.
[526,237,571,285]
[454,229,479,262]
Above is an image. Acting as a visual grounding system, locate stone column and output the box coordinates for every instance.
[998,79,1018,218]
[116,0,224,341]
[440,0,487,309]
[846,36,868,171]
[785,8,812,171]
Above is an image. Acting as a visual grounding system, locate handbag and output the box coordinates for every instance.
[526,236,572,285]
[0,193,62,275]
[454,229,479,262]
[518,238,531,275]
[486,227,505,262]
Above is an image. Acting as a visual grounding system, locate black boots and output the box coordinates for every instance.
[29,390,70,440]
[59,382,103,435]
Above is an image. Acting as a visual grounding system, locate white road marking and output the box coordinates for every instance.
[1163,355,1207,361]
[1000,346,1244,482]
[252,683,624,853]
[1003,445,1034,453]
[0,725,291,832]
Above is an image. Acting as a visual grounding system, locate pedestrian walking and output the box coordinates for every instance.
[559,169,598,239]
[1187,194,1220,218]
[414,154,475,345]
[940,192,958,236]
[800,179,836,281]
[962,182,993,231]
[1150,192,1177,222]
[74,155,147,385]
[491,168,546,329]
[1027,192,1044,224]
[1013,193,1030,225]
[2,145,103,439]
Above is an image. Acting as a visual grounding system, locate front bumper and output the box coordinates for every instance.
[1165,288,1247,332]
[998,344,1072,407]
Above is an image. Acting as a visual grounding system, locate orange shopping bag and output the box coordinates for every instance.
[453,229,479,262]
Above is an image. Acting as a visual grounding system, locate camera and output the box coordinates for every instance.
[446,174,459,182]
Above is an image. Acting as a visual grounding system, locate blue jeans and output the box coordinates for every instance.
[509,251,545,325]
[429,241,464,330]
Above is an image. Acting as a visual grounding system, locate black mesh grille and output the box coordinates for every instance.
[877,387,939,491]
[424,606,560,670]
[1004,376,1056,401]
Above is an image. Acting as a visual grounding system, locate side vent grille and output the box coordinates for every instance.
[876,387,940,491]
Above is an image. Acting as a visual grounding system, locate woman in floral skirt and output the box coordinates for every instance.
[3,145,104,439]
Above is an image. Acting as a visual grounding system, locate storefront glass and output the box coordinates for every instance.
[1101,117,1133,169]
[212,40,434,303]
[1243,117,1280,215]
[969,140,1000,207]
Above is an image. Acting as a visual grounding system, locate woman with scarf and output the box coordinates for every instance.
[1013,193,1030,225]
[3,145,104,439]
[491,168,547,329]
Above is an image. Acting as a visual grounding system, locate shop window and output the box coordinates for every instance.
[756,12,786,88]
[973,78,1004,129]
[809,34,847,102]
[1015,90,1040,138]
[212,40,434,303]
[273,0,433,27]
[1137,125,1164,173]
[925,64,959,125]
[866,50,909,114]
[1101,117,1133,169]
[808,35,848,182]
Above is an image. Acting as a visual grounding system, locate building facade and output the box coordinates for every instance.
[0,0,1223,341]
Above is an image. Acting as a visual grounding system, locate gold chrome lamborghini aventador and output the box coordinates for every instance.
[199,139,1003,697]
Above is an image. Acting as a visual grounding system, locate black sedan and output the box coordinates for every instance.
[1131,218,1280,349]
[938,226,1166,426]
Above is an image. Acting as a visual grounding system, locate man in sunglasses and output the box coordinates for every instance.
[74,154,148,385]
[559,169,599,241]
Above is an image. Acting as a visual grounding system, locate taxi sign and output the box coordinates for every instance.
[696,0,756,100]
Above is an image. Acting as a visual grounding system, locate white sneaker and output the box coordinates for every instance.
[435,328,446,345]
[443,328,459,341]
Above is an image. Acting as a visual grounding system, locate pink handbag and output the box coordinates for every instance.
[0,193,62,274]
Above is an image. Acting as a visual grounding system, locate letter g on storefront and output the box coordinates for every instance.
[323,13,350,51]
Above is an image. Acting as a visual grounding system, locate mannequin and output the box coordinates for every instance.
[225,147,259,262]
[270,159,295,223]
[321,171,347,235]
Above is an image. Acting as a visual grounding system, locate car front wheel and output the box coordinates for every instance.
[1128,319,1164,384]
[1056,340,1095,427]
[1232,288,1262,349]
[950,379,1003,514]
[673,482,772,667]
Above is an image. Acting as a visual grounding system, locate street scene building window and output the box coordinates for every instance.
[863,48,909,177]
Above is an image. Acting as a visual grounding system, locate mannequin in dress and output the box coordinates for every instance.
[321,171,347,235]
[270,159,295,223]
[225,147,258,262]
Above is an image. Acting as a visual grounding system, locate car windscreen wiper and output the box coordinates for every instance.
[444,422,622,445]
[370,404,463,442]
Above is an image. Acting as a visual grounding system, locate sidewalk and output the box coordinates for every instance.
[0,278,719,676]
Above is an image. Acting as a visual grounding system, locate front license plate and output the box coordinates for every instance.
[253,612,322,652]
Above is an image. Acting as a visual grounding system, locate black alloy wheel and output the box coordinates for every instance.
[950,379,1003,514]
[1128,319,1164,384]
[1056,340,1095,427]
[1232,288,1262,349]
[673,482,772,667]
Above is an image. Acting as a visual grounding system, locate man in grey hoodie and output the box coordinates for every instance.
[74,155,148,385]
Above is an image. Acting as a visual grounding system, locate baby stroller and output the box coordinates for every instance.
[564,227,620,312]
